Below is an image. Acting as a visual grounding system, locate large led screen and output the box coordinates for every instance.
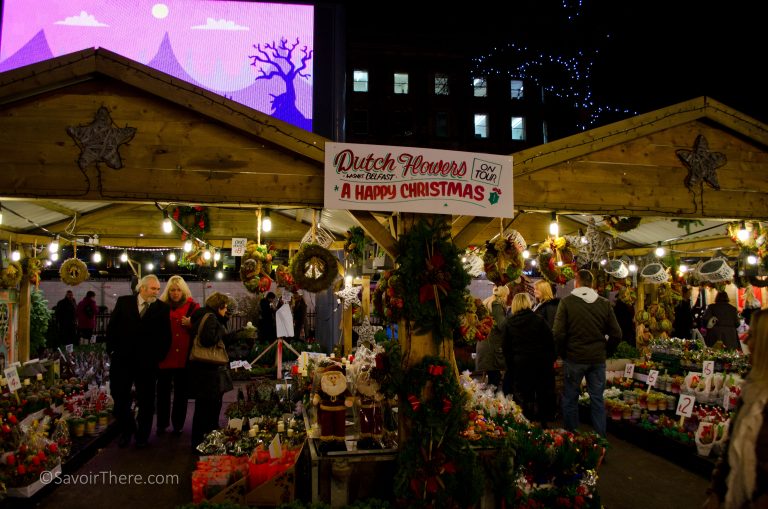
[0,1,314,131]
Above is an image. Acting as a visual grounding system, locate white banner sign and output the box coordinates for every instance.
[324,142,514,218]
[231,238,247,257]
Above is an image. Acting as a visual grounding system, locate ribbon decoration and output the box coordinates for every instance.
[418,252,451,320]
[442,397,452,414]
[407,394,421,411]
[427,364,445,376]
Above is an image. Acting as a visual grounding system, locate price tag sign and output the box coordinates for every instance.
[65,344,74,353]
[646,369,659,388]
[723,390,733,411]
[623,363,635,379]
[676,394,695,417]
[229,360,243,370]
[702,360,715,377]
[231,238,247,257]
[228,418,243,431]
[3,367,21,393]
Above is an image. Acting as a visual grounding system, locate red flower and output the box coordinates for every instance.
[442,397,452,414]
[427,364,444,376]
[198,220,205,229]
[6,453,15,465]
[17,465,26,475]
[48,443,58,454]
[407,394,421,411]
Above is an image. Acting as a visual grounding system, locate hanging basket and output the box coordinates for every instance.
[604,259,629,279]
[696,258,734,283]
[300,223,336,248]
[640,263,670,284]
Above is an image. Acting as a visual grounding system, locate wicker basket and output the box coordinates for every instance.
[640,263,670,284]
[604,259,629,279]
[696,258,734,283]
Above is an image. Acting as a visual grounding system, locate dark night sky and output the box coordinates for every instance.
[343,1,767,125]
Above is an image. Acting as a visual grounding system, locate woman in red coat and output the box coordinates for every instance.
[156,276,199,435]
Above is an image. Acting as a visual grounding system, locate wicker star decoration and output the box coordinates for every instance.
[676,134,727,191]
[353,316,382,345]
[335,284,361,310]
[66,106,137,170]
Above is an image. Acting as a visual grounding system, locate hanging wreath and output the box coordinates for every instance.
[21,257,44,286]
[372,270,405,322]
[60,258,89,286]
[275,264,298,292]
[0,261,23,289]
[289,243,339,293]
[603,215,641,235]
[240,241,275,294]
[395,218,470,341]
[482,231,525,286]
[172,206,210,241]
[537,237,577,285]
[343,226,367,266]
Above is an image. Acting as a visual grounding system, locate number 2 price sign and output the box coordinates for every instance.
[676,393,695,427]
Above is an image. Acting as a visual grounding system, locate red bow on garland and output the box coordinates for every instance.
[409,447,458,497]
[418,253,451,319]
[407,394,421,411]
[442,397,452,414]
[427,364,445,376]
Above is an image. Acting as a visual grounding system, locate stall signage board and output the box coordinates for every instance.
[231,238,247,257]
[324,142,514,218]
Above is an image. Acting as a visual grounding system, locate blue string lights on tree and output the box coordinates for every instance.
[471,43,636,131]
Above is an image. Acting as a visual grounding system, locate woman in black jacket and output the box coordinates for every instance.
[188,292,234,451]
[501,293,557,427]
[532,279,560,330]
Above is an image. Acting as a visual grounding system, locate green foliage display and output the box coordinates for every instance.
[394,218,470,341]
[30,289,52,354]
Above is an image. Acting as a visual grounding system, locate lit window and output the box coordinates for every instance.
[474,114,488,138]
[353,70,369,92]
[435,73,449,95]
[394,73,409,94]
[510,79,524,99]
[511,116,525,140]
[473,77,487,97]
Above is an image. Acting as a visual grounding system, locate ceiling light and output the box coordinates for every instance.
[600,258,607,266]
[747,254,758,265]
[628,262,637,273]
[548,212,559,237]
[10,250,20,261]
[530,259,537,267]
[522,250,530,259]
[203,250,212,260]
[168,252,177,262]
[50,252,59,262]
[44,260,52,267]
[120,251,128,263]
[92,251,102,263]
[162,211,173,234]
[655,243,666,257]
[146,262,154,272]
[213,251,221,262]
[184,240,193,252]
[262,209,272,233]
[216,271,224,280]
[49,236,59,254]
[679,264,688,273]
[737,221,749,242]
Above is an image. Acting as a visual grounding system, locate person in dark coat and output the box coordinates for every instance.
[476,284,509,389]
[703,291,741,350]
[500,293,557,427]
[259,292,278,343]
[533,279,560,330]
[156,275,199,436]
[106,275,171,448]
[673,286,694,339]
[55,290,78,346]
[189,292,233,451]
[613,298,636,350]
[553,269,622,437]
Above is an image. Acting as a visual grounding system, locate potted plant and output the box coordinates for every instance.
[97,411,110,429]
[85,414,97,436]
[69,417,85,438]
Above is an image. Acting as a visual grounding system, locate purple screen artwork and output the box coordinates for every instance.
[0,0,314,130]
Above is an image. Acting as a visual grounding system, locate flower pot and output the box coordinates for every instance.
[647,402,658,412]
[71,420,85,437]
[86,419,97,436]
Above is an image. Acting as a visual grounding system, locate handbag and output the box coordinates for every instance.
[706,316,719,329]
[189,313,229,365]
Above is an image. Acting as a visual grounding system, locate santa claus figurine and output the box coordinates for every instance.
[312,363,353,452]
[355,368,384,449]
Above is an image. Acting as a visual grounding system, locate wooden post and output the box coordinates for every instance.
[16,277,31,362]
[342,304,352,356]
[361,276,370,318]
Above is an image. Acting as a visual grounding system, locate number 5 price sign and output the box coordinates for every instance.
[646,369,659,393]
[702,360,715,377]
[676,393,695,427]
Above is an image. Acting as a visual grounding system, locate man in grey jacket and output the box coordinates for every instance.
[552,269,622,437]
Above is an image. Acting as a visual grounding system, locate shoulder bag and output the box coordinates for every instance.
[189,313,229,365]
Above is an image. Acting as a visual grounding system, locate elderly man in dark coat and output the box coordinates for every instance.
[107,275,171,448]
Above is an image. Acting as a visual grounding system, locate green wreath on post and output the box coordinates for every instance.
[0,261,23,288]
[289,244,339,293]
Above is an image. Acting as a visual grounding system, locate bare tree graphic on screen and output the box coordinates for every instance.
[249,37,312,130]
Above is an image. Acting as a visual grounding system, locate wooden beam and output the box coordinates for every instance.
[349,210,398,259]
[39,204,144,233]
[453,216,494,249]
[35,200,81,217]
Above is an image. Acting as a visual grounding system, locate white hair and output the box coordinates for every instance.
[135,274,160,293]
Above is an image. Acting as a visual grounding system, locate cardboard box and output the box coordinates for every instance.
[245,468,297,506]
[207,477,247,505]
[6,462,61,498]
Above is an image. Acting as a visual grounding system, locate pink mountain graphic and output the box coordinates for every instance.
[0,30,54,73]
[147,32,204,88]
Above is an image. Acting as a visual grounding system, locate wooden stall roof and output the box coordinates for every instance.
[1,49,767,258]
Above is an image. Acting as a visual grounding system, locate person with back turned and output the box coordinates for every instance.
[106,275,171,448]
[553,269,622,437]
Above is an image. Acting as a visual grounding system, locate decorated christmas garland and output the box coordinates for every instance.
[21,257,44,286]
[394,356,484,508]
[60,258,89,286]
[482,231,525,285]
[537,236,577,285]
[394,219,470,341]
[0,261,23,289]
[343,226,367,266]
[240,241,275,294]
[172,206,210,241]
[289,243,339,293]
[372,270,405,323]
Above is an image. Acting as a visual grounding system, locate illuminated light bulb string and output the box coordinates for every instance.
[471,42,636,130]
